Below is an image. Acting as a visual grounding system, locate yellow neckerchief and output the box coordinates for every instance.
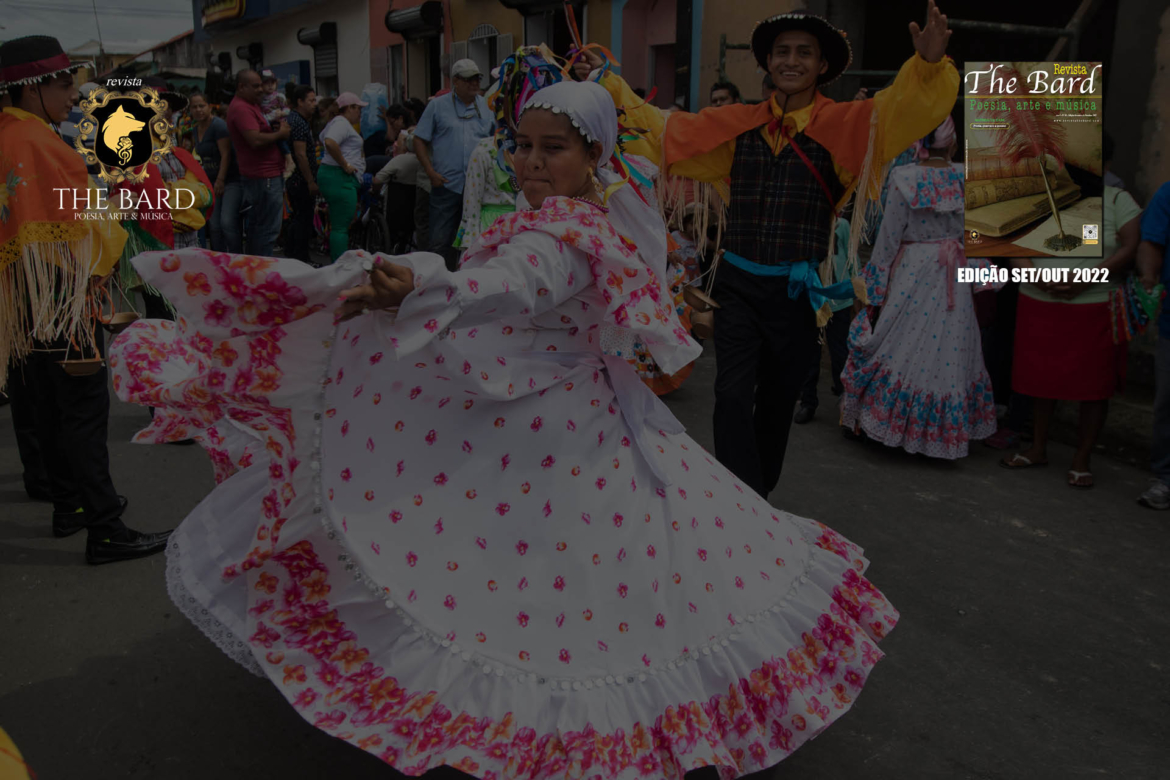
[760,93,817,156]
[759,92,855,192]
[3,105,51,127]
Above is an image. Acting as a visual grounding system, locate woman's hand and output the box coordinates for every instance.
[336,260,416,321]
[1049,280,1094,300]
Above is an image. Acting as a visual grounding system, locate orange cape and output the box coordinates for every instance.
[662,92,875,181]
[0,108,126,379]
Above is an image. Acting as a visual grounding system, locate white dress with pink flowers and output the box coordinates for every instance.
[110,196,897,779]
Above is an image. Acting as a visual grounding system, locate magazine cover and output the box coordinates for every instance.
[964,61,1104,258]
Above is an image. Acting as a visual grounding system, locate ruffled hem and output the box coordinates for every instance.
[171,460,897,779]
[166,537,264,678]
[115,246,898,777]
[840,366,997,459]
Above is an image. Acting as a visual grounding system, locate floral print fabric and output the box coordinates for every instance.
[632,232,701,394]
[841,164,998,459]
[456,137,517,249]
[111,196,898,778]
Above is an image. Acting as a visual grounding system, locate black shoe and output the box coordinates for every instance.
[85,528,173,565]
[793,405,816,425]
[53,495,130,538]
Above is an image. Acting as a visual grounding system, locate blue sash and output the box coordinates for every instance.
[723,250,856,313]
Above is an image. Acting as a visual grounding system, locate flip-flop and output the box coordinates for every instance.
[1068,470,1094,489]
[999,453,1049,469]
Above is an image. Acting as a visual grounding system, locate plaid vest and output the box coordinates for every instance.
[725,126,844,266]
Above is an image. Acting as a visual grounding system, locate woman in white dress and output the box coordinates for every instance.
[841,117,1001,459]
[110,80,896,779]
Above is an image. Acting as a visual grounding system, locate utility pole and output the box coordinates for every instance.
[91,0,106,73]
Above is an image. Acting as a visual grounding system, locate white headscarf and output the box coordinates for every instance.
[518,80,668,283]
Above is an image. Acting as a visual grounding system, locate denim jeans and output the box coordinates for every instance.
[219,180,245,253]
[1153,335,1170,485]
[205,180,236,251]
[241,176,284,257]
[428,184,463,271]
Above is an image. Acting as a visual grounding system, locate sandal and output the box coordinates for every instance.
[1068,470,1094,489]
[999,453,1049,469]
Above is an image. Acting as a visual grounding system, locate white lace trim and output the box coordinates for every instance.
[165,537,264,677]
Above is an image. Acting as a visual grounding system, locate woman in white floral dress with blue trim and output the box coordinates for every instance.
[841,117,1001,459]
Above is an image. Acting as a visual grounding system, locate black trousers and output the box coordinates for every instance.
[7,325,125,537]
[6,366,50,496]
[286,178,316,265]
[712,261,819,498]
[799,307,852,409]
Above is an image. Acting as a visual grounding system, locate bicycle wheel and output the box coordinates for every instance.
[365,214,390,254]
[348,221,364,251]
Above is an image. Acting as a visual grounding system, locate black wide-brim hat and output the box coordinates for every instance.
[0,35,88,89]
[751,13,852,85]
[141,75,188,112]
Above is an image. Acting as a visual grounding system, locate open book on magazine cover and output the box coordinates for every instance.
[963,61,1103,258]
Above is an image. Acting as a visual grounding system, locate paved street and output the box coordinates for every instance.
[2,346,1168,779]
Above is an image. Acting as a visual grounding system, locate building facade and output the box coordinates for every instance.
[370,0,618,102]
[192,0,372,97]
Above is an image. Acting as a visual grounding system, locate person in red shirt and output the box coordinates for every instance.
[225,69,290,255]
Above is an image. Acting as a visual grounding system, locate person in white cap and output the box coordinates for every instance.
[412,58,493,270]
[318,91,369,261]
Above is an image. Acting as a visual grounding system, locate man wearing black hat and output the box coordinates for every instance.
[580,1,958,498]
[0,35,172,564]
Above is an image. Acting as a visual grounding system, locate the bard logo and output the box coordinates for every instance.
[73,86,173,184]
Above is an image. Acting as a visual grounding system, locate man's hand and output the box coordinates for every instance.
[214,178,226,198]
[276,120,292,140]
[573,48,604,82]
[336,260,416,321]
[428,170,449,189]
[309,181,320,198]
[910,0,952,63]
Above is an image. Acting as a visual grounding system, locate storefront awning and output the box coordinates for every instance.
[297,23,337,47]
[497,0,568,10]
[385,1,444,38]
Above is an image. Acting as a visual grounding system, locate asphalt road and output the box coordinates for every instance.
[2,346,1168,779]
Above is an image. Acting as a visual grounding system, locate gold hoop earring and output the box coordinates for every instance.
[588,168,601,193]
